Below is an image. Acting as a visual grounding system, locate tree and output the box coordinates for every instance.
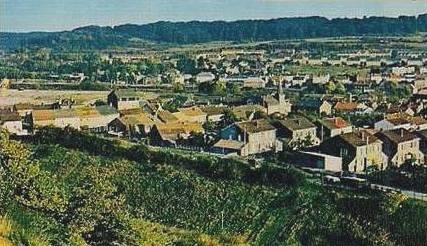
[335,82,346,94]
[176,56,198,75]
[172,82,184,93]
[213,81,227,96]
[253,111,267,120]
[221,109,238,127]
[289,134,315,150]
[228,83,241,95]
[325,82,336,94]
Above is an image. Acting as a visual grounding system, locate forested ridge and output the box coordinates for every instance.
[1,14,427,50]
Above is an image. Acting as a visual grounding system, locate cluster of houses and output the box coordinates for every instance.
[165,49,427,91]
[65,47,427,92]
[2,81,427,175]
[2,47,427,174]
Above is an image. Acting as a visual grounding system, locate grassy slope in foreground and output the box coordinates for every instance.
[1,128,427,245]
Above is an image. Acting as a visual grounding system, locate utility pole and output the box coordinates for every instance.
[321,124,324,143]
[221,211,224,231]
[365,136,369,187]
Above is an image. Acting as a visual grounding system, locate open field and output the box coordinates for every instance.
[0,89,157,106]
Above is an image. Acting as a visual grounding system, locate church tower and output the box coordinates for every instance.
[276,77,285,103]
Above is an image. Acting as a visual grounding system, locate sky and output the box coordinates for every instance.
[2,0,427,32]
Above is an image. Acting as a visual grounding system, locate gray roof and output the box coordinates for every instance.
[112,89,140,98]
[278,118,316,131]
[376,129,419,144]
[96,105,119,116]
[236,119,275,133]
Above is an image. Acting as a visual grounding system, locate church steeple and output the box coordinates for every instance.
[276,77,285,103]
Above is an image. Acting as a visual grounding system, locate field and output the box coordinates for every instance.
[0,89,157,107]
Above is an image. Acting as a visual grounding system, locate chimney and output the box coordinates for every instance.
[401,129,404,138]
[361,131,365,140]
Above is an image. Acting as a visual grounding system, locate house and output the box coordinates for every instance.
[312,74,330,85]
[196,72,215,83]
[392,66,416,76]
[375,129,424,166]
[232,105,266,121]
[76,106,119,132]
[211,139,246,156]
[296,98,332,116]
[387,102,424,117]
[320,130,386,173]
[156,110,179,124]
[288,151,343,172]
[412,76,427,94]
[0,110,23,135]
[107,90,143,110]
[374,113,427,131]
[174,107,207,123]
[108,112,155,137]
[12,102,60,117]
[243,77,266,89]
[150,122,204,146]
[201,106,226,122]
[27,106,118,132]
[275,118,320,148]
[29,109,80,130]
[374,116,411,131]
[218,119,282,156]
[262,81,292,116]
[317,117,353,141]
[407,116,427,131]
[333,102,358,113]
[415,129,427,163]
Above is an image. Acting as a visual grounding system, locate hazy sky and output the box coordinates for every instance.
[2,0,427,32]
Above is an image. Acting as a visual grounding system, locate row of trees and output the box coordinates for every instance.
[0,51,168,83]
[2,15,427,50]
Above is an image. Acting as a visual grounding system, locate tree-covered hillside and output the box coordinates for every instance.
[1,14,427,50]
[1,127,427,245]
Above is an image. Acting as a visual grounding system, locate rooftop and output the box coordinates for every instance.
[200,106,227,116]
[236,119,275,134]
[157,110,179,123]
[213,139,245,150]
[232,105,265,120]
[178,107,207,117]
[319,117,351,130]
[0,110,20,123]
[155,122,204,140]
[386,113,427,126]
[334,102,358,111]
[340,130,380,147]
[262,95,279,106]
[111,89,141,99]
[278,118,316,131]
[376,129,419,144]
[122,114,154,126]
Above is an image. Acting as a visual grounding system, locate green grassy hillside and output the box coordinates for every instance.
[1,128,427,245]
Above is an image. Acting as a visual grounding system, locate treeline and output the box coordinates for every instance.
[2,14,427,50]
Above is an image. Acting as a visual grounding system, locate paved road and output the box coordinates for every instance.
[370,183,427,201]
[307,174,427,201]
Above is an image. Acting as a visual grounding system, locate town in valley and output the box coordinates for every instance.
[1,3,427,245]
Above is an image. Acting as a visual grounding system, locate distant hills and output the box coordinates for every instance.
[1,14,427,50]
